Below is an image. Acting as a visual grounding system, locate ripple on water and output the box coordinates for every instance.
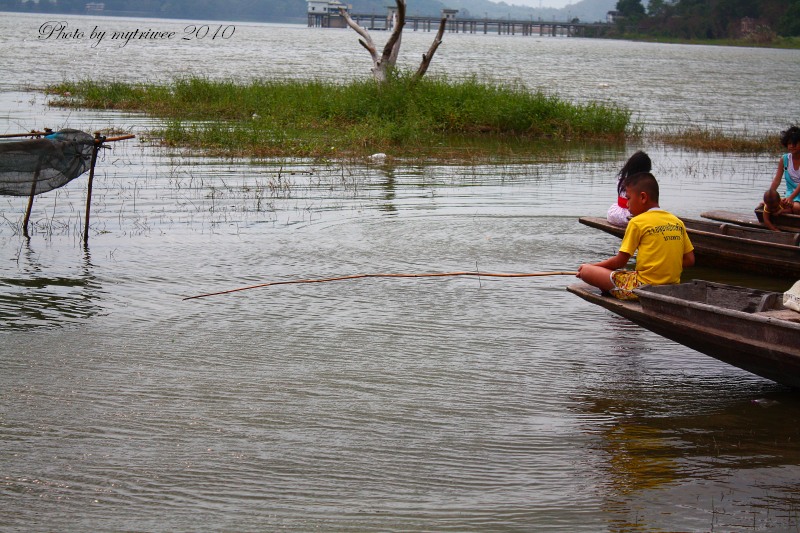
[1,33,799,528]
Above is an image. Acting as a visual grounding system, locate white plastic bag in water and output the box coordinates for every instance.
[784,280,800,312]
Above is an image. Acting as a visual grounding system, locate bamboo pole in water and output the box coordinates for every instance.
[0,130,50,139]
[0,130,137,141]
[83,133,102,245]
[83,133,135,244]
[184,271,578,300]
[22,161,42,238]
[9,130,50,237]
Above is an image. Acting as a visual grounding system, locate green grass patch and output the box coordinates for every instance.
[47,75,632,159]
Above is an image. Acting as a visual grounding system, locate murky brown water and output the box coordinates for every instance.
[2,12,800,532]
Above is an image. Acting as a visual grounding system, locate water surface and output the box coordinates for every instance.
[2,11,800,532]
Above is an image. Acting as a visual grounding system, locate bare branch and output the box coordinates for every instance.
[341,0,444,84]
[381,0,406,68]
[340,7,378,62]
[413,17,447,80]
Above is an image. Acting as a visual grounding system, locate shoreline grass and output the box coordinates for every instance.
[610,34,800,50]
[47,76,632,159]
[649,127,777,153]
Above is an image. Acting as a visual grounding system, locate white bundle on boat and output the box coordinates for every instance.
[785,280,800,313]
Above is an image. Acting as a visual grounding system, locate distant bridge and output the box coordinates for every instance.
[308,10,609,37]
[405,15,606,37]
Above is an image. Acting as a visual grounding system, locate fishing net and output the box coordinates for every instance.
[0,129,95,196]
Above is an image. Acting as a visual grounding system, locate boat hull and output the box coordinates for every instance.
[567,281,800,388]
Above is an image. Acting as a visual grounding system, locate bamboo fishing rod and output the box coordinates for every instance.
[103,134,136,142]
[0,131,136,141]
[0,130,50,139]
[183,270,578,300]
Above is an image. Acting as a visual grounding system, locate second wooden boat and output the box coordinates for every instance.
[701,209,800,233]
[579,216,800,278]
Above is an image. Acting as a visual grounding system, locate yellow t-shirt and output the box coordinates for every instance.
[619,209,694,285]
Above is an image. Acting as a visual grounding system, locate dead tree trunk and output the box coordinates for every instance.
[413,17,447,81]
[340,0,447,84]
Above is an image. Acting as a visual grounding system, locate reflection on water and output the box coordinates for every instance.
[580,378,800,530]
[573,314,800,529]
[377,162,398,214]
[0,128,797,532]
[0,241,103,329]
[1,128,796,530]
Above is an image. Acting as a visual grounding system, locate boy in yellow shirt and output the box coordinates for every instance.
[577,172,695,299]
[757,188,791,231]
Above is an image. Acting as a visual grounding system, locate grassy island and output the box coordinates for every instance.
[47,76,633,159]
[47,76,778,160]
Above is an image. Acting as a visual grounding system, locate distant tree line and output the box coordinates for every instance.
[615,0,800,39]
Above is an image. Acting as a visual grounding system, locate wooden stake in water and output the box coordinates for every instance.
[183,270,578,300]
[22,160,41,238]
[83,133,136,245]
[83,133,102,245]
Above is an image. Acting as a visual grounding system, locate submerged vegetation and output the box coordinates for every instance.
[652,127,777,153]
[48,76,632,159]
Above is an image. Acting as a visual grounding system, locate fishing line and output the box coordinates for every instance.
[183,270,578,300]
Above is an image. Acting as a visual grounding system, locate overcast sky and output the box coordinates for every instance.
[502,0,577,8]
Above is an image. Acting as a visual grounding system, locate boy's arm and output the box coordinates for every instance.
[763,210,780,231]
[590,251,631,271]
[682,250,695,268]
[580,221,635,276]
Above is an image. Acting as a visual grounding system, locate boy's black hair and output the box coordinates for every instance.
[764,188,781,205]
[626,172,659,203]
[780,126,800,148]
[617,151,652,196]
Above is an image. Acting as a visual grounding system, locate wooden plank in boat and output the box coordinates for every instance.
[757,309,800,323]
[701,209,762,227]
[702,209,800,233]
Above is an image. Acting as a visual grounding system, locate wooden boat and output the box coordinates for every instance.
[578,216,800,278]
[567,280,800,388]
[701,209,800,233]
